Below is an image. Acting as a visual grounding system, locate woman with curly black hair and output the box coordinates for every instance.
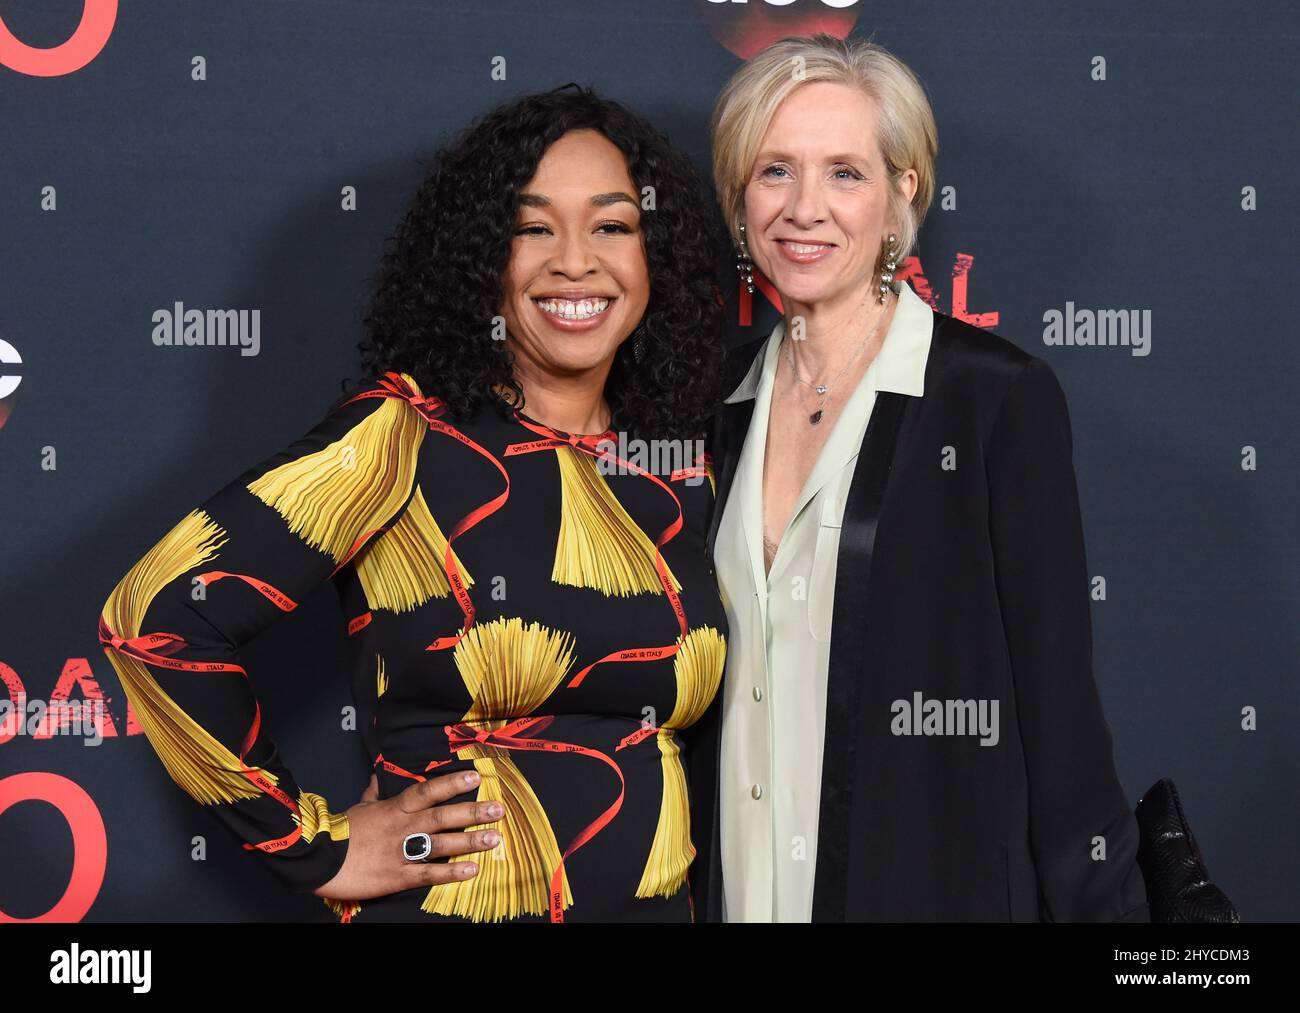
[359,85,726,442]
[98,85,730,922]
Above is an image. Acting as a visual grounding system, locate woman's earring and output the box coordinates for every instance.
[736,221,755,295]
[633,331,646,364]
[878,233,899,304]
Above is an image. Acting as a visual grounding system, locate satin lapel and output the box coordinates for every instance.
[698,395,753,921]
[706,397,754,562]
[811,391,909,921]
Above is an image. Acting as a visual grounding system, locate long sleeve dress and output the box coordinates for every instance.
[98,370,726,923]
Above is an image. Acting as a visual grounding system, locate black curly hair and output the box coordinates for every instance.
[356,84,727,441]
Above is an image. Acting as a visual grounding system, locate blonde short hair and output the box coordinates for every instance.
[710,33,938,262]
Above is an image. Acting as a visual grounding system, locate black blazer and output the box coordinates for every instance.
[684,306,1150,922]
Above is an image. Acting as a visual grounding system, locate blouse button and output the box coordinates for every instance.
[752,686,763,702]
[751,784,763,800]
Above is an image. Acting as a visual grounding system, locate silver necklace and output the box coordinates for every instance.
[782,293,893,425]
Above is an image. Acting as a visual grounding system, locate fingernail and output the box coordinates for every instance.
[488,802,504,817]
[484,831,501,846]
[462,862,478,876]
[464,771,479,785]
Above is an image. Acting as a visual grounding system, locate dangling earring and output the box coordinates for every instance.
[736,220,755,295]
[632,330,646,364]
[877,232,900,304]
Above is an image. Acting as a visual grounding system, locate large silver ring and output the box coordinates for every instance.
[403,832,433,863]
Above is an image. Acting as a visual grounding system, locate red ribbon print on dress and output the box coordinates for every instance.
[504,413,690,687]
[97,570,316,858]
[444,715,626,923]
[330,373,686,920]
[338,371,511,654]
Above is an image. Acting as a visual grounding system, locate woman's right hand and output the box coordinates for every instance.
[312,769,502,901]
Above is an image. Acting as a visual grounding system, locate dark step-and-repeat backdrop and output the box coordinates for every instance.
[1,0,1295,930]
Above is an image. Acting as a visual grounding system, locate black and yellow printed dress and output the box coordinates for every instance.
[98,370,726,922]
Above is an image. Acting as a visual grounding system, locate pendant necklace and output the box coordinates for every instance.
[783,291,893,425]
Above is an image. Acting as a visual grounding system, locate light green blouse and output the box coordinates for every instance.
[713,280,934,922]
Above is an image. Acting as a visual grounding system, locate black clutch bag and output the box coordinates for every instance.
[1135,777,1239,923]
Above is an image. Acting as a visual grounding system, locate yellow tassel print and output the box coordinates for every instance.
[375,653,387,698]
[295,790,350,843]
[552,446,681,597]
[353,484,473,612]
[421,617,577,921]
[99,509,281,805]
[456,616,577,719]
[422,744,574,922]
[246,374,427,563]
[636,626,726,899]
[322,897,361,920]
[301,789,355,921]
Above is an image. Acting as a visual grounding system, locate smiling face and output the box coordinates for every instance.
[742,81,915,313]
[499,129,650,382]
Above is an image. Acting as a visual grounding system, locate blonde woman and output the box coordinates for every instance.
[686,34,1149,922]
